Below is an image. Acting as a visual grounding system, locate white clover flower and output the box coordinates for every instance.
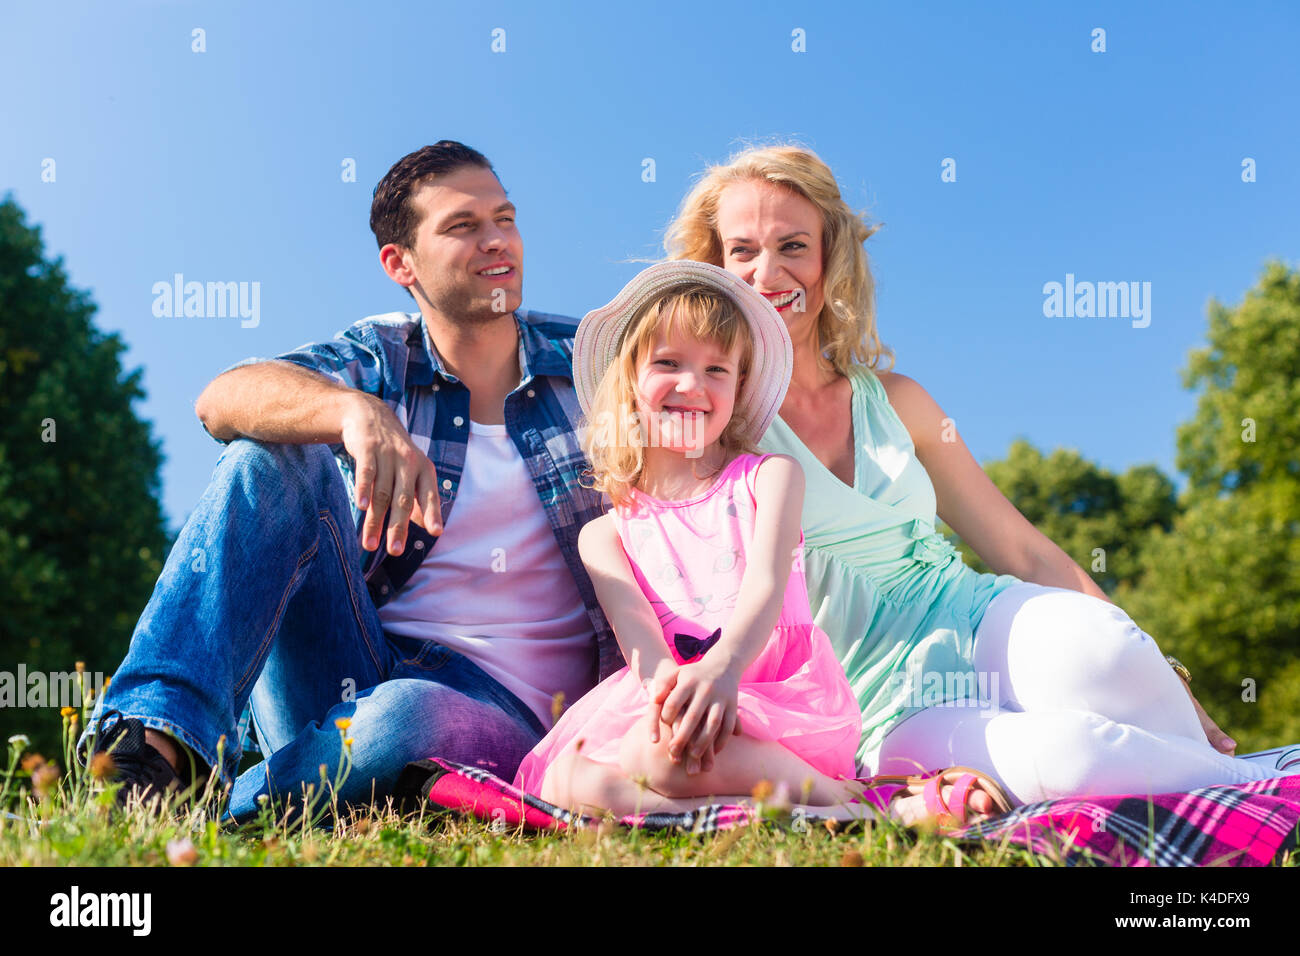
[8,734,30,750]
[166,836,198,866]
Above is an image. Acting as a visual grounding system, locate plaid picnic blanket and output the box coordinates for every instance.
[394,758,1300,867]
[959,775,1300,866]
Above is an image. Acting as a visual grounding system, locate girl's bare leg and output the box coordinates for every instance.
[540,748,752,817]
[621,719,863,809]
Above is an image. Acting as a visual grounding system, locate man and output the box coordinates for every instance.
[82,141,620,822]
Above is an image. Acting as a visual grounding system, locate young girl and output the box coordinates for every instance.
[512,261,866,816]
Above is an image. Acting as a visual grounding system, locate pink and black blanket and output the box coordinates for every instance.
[394,758,1300,866]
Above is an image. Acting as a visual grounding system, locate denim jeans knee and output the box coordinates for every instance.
[80,438,381,784]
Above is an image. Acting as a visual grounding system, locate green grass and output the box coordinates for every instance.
[3,706,1294,868]
[2,798,1048,868]
[0,711,1032,867]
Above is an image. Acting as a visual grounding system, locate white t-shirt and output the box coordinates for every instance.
[377,419,596,729]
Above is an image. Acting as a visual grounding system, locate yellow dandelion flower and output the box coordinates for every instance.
[60,706,76,718]
[751,779,774,803]
[334,717,352,731]
[75,661,86,673]
[344,737,354,749]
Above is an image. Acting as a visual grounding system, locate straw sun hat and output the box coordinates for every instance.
[572,260,794,446]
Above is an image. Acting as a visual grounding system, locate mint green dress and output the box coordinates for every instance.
[758,364,1021,770]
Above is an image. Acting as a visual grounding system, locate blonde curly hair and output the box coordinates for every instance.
[582,284,758,509]
[664,144,893,375]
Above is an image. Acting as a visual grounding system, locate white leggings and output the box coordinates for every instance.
[877,582,1277,805]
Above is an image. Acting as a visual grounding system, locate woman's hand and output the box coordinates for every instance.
[1181,681,1237,754]
[654,653,742,775]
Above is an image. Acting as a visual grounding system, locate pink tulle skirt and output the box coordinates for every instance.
[514,621,862,794]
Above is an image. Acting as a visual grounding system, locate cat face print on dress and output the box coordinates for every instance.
[648,588,740,633]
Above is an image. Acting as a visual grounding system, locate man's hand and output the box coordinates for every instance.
[655,653,742,776]
[339,394,443,555]
[1181,680,1236,755]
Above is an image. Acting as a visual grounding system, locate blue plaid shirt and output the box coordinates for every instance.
[214,309,621,686]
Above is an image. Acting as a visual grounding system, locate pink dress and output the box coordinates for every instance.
[513,453,862,794]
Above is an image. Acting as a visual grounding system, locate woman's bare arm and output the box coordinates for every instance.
[877,370,1108,601]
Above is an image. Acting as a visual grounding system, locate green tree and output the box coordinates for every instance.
[0,196,170,758]
[947,439,1178,596]
[1175,261,1300,496]
[1119,261,1300,753]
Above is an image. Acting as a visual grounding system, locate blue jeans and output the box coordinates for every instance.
[79,439,546,824]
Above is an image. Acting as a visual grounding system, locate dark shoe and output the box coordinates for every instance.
[90,710,190,810]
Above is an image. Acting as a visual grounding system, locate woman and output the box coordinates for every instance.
[663,144,1278,820]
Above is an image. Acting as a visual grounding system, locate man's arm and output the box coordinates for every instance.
[195,359,444,552]
[195,359,369,445]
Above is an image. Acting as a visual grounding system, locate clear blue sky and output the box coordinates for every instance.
[3,0,1297,531]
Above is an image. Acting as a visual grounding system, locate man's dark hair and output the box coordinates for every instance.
[370,141,496,251]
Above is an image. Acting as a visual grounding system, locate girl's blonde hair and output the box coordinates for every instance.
[583,283,759,508]
[664,143,894,375]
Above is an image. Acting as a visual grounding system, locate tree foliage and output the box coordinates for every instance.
[0,196,170,754]
[1176,262,1300,498]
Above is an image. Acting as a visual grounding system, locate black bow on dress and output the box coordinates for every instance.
[673,627,722,662]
